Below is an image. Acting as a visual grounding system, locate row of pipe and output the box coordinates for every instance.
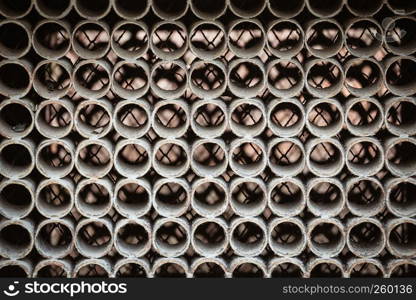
[1,216,415,259]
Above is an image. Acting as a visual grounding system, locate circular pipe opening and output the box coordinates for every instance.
[76,179,112,217]
[114,179,151,218]
[111,21,148,60]
[230,179,266,217]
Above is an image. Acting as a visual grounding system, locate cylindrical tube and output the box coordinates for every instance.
[150,60,188,99]
[229,217,267,257]
[0,20,31,59]
[0,98,34,139]
[346,258,385,278]
[71,20,110,59]
[35,98,74,139]
[111,21,149,60]
[306,137,345,177]
[151,99,190,138]
[111,0,150,19]
[150,21,188,60]
[229,257,267,278]
[229,137,267,177]
[0,59,32,98]
[191,99,228,138]
[384,97,416,137]
[35,218,75,259]
[152,217,190,258]
[268,217,307,257]
[74,0,112,20]
[307,218,345,258]
[151,0,189,20]
[0,219,34,259]
[385,137,416,177]
[113,99,151,139]
[0,178,35,219]
[230,177,267,217]
[111,59,150,99]
[267,98,305,137]
[268,177,306,217]
[114,138,152,178]
[35,139,75,179]
[345,176,385,217]
[114,218,152,258]
[306,258,345,278]
[228,19,265,59]
[229,98,266,138]
[112,258,150,278]
[307,177,345,218]
[151,257,190,278]
[228,0,266,18]
[153,177,190,217]
[36,178,74,218]
[75,177,113,218]
[75,138,114,178]
[189,20,227,60]
[74,217,114,259]
[305,58,345,98]
[34,0,74,19]
[305,19,344,58]
[152,138,190,177]
[33,259,73,278]
[386,177,416,218]
[346,217,386,258]
[268,257,306,278]
[306,98,344,137]
[266,19,304,58]
[189,59,227,99]
[267,137,306,177]
[345,97,384,137]
[113,178,152,218]
[73,258,112,278]
[32,20,71,60]
[386,218,416,258]
[305,0,344,17]
[0,138,35,179]
[189,0,227,20]
[191,257,229,278]
[72,59,112,99]
[268,0,305,18]
[191,217,229,257]
[0,260,32,278]
[0,0,33,18]
[266,58,304,98]
[191,177,229,218]
[228,58,266,98]
[191,138,228,177]
[345,137,384,177]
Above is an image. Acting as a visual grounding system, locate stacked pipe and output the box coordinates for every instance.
[0,0,416,278]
